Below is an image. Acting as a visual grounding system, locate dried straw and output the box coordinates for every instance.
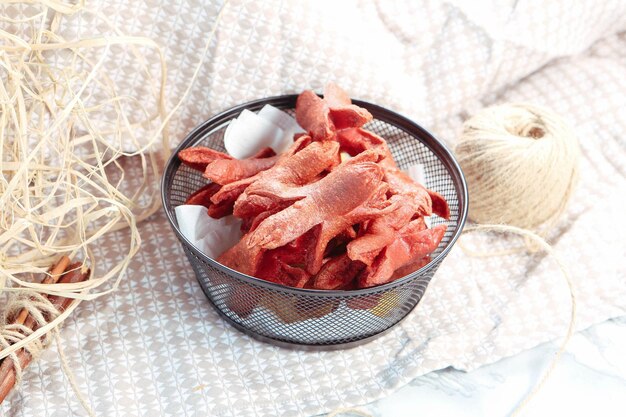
[0,0,227,374]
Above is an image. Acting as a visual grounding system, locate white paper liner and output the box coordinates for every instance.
[224,105,301,158]
[224,109,285,158]
[406,163,432,226]
[175,205,242,259]
[258,104,305,153]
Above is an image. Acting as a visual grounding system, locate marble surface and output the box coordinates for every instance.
[322,316,626,417]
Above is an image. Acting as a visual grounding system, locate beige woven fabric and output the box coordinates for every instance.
[1,1,625,416]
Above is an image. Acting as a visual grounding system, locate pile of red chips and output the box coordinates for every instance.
[178,83,449,290]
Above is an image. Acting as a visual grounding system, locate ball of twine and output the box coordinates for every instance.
[453,104,580,415]
[455,103,580,232]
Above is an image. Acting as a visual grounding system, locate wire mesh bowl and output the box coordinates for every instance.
[162,95,468,350]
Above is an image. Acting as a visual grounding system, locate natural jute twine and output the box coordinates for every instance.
[0,293,61,384]
[455,103,580,234]
[454,105,579,415]
[328,104,579,416]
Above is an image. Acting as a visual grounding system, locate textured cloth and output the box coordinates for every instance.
[2,1,626,416]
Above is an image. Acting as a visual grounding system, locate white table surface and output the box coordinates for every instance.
[321,316,626,417]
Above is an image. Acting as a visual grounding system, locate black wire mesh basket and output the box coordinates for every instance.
[162,95,468,350]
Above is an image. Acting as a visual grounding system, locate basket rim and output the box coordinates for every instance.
[161,94,468,297]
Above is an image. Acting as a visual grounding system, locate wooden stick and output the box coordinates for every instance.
[0,264,89,404]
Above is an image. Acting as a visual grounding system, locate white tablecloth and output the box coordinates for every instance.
[1,1,625,416]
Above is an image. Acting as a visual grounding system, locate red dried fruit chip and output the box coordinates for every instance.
[241,209,279,234]
[347,198,418,266]
[323,227,356,258]
[200,147,276,187]
[224,283,258,319]
[207,198,236,219]
[260,293,338,324]
[256,258,310,289]
[311,254,363,290]
[346,293,382,310]
[238,195,291,220]
[210,178,254,206]
[328,107,373,130]
[336,128,393,161]
[240,216,254,234]
[391,256,431,280]
[323,83,373,130]
[293,132,308,142]
[178,146,232,171]
[335,128,376,156]
[384,169,433,216]
[184,182,221,207]
[358,223,447,288]
[218,223,318,283]
[217,240,264,277]
[294,298,339,320]
[259,294,300,324]
[255,228,319,288]
[428,189,450,220]
[295,90,335,141]
[204,155,278,185]
[182,180,236,219]
[275,227,320,264]
[206,137,312,210]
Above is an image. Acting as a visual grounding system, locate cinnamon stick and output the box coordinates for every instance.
[0,263,89,404]
[0,259,75,384]
[21,262,81,332]
[13,256,71,326]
